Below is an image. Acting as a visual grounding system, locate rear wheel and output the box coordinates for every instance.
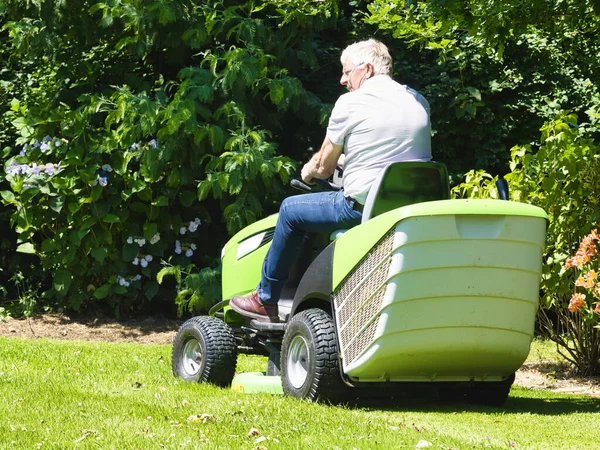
[439,373,515,406]
[172,316,238,387]
[281,308,347,403]
[467,373,515,406]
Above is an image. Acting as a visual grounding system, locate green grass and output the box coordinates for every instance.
[1,337,599,450]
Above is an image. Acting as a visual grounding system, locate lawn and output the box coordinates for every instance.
[0,337,598,449]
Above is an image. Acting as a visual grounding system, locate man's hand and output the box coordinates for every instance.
[301,137,344,185]
[301,160,316,185]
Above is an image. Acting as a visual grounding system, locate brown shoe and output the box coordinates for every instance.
[229,291,280,322]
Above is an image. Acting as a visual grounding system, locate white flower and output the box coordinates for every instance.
[54,139,62,147]
[150,233,160,244]
[101,164,113,172]
[40,143,50,153]
[179,227,187,235]
[140,258,148,268]
[144,255,153,262]
[185,249,193,257]
[188,222,198,233]
[136,238,146,247]
[98,177,108,187]
[127,236,133,244]
[175,247,182,255]
[149,139,157,148]
[132,257,139,266]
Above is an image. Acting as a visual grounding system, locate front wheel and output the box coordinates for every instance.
[281,308,347,403]
[172,316,238,387]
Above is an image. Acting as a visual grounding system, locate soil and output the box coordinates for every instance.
[1,313,599,398]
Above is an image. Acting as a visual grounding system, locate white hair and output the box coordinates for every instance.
[340,39,392,76]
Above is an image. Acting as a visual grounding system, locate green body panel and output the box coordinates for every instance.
[331,199,548,382]
[332,199,547,288]
[221,214,278,300]
[231,372,283,395]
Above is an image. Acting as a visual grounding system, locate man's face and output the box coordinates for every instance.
[340,59,369,92]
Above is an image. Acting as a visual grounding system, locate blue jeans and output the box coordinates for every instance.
[257,189,362,303]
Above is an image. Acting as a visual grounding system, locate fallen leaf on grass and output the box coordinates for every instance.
[74,429,98,443]
[248,427,260,437]
[416,440,432,449]
[187,414,214,423]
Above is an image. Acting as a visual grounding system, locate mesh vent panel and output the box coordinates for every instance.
[333,229,394,366]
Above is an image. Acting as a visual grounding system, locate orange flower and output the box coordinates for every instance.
[564,231,600,269]
[575,270,597,289]
[568,293,586,312]
[594,303,600,315]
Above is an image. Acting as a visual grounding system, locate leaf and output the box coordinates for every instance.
[91,247,109,263]
[53,270,73,294]
[122,244,140,262]
[16,242,36,254]
[48,196,65,213]
[143,222,158,240]
[102,214,120,223]
[144,281,159,300]
[179,190,196,207]
[466,86,482,101]
[94,283,113,299]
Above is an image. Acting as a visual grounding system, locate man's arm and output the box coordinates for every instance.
[300,137,344,184]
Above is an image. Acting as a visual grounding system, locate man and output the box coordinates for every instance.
[230,38,432,322]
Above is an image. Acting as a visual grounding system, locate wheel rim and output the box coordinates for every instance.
[182,338,203,376]
[287,335,310,389]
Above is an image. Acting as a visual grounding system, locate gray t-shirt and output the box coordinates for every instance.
[326,75,432,204]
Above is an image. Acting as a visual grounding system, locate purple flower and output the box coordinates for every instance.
[185,249,193,257]
[44,164,56,176]
[19,146,27,157]
[33,140,40,148]
[98,177,108,187]
[101,164,113,172]
[140,258,148,268]
[132,257,139,266]
[179,227,187,235]
[40,143,50,153]
[149,139,157,148]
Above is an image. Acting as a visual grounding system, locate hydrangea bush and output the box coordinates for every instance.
[2,135,209,314]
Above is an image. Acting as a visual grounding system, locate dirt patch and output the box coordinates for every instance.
[1,313,599,397]
[0,313,181,345]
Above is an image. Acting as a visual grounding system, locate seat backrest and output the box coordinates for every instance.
[361,161,450,223]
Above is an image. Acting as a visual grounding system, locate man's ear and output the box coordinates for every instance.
[365,63,375,78]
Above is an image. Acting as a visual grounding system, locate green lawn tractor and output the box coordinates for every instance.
[171,162,548,406]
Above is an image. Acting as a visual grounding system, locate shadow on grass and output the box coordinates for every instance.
[348,390,600,415]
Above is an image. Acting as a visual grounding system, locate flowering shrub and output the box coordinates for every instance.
[565,230,600,316]
[2,134,211,315]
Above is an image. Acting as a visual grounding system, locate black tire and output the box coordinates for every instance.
[467,373,515,406]
[439,374,515,406]
[172,316,238,387]
[281,308,348,403]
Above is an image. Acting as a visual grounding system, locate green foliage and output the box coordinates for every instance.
[157,262,221,316]
[0,0,344,316]
[453,104,600,374]
[366,0,600,174]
